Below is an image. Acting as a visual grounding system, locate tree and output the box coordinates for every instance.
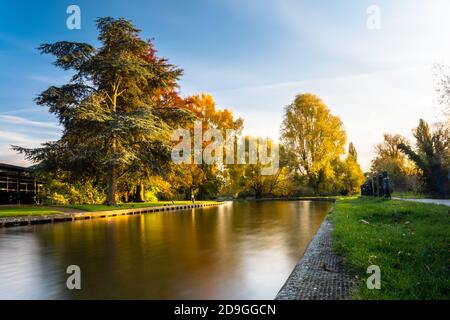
[13,17,184,205]
[371,133,418,192]
[336,143,365,195]
[281,93,346,195]
[348,142,358,162]
[184,93,243,133]
[398,119,449,196]
[234,137,290,198]
[435,65,450,121]
[180,93,243,199]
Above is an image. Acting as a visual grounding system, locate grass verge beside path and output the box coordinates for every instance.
[330,197,449,300]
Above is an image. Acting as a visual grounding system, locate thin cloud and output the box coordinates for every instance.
[210,65,441,171]
[0,129,58,166]
[0,149,32,166]
[26,74,71,85]
[0,130,49,144]
[0,115,60,129]
[213,66,432,94]
[1,107,47,115]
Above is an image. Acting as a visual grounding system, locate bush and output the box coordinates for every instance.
[41,178,105,205]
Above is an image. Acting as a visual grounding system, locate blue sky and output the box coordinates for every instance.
[1,0,449,169]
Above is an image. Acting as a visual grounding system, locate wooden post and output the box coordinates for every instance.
[16,171,20,204]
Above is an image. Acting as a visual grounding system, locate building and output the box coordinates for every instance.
[0,163,42,205]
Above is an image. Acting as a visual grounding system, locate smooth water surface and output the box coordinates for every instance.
[0,201,332,299]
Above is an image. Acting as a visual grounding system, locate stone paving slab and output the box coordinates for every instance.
[276,217,355,300]
[392,197,450,207]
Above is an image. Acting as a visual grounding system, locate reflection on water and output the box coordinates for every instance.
[0,201,331,299]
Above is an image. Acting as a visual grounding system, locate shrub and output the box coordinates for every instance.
[41,178,105,205]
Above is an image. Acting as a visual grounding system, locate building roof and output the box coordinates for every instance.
[0,163,32,173]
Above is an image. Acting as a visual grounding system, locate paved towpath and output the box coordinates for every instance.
[276,218,356,300]
[393,198,450,207]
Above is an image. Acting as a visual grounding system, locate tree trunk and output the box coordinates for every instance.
[135,184,145,202]
[107,86,120,207]
[313,184,319,196]
[309,175,319,196]
[123,191,129,203]
[107,163,117,206]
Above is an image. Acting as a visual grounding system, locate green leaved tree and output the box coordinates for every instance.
[336,143,365,195]
[398,119,450,196]
[281,93,346,195]
[13,17,184,205]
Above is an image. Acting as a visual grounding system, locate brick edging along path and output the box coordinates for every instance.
[276,216,356,300]
[0,202,223,228]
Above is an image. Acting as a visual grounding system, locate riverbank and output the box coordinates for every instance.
[277,196,449,300]
[0,201,222,228]
[0,205,82,217]
[330,197,449,299]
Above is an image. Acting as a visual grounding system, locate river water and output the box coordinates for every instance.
[0,200,332,299]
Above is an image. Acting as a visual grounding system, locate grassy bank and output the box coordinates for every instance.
[66,201,218,212]
[330,197,449,300]
[0,201,219,217]
[0,206,65,217]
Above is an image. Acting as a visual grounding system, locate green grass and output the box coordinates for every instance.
[330,197,449,299]
[65,200,219,212]
[0,201,219,217]
[0,207,65,217]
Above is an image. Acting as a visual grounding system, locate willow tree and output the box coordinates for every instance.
[14,17,183,205]
[281,93,346,194]
[399,119,450,196]
[181,93,243,199]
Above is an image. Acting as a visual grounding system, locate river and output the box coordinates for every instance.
[0,200,332,299]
